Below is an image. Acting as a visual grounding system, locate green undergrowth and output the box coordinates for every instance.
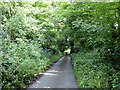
[71,49,120,89]
[1,40,62,88]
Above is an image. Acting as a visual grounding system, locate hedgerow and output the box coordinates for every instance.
[71,49,120,89]
[1,39,61,88]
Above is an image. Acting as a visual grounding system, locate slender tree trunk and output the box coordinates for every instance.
[118,2,120,35]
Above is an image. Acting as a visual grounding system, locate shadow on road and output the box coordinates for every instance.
[28,55,78,88]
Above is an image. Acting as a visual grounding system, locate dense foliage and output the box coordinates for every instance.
[1,2,62,88]
[1,1,120,89]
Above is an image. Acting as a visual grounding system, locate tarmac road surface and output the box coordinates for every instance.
[28,55,78,88]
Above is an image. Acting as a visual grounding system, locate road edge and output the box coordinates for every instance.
[24,55,65,88]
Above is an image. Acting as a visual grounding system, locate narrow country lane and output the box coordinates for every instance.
[28,56,78,88]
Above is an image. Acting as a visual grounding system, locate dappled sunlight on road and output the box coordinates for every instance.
[42,72,58,76]
[44,86,51,88]
[29,56,78,88]
[36,81,41,83]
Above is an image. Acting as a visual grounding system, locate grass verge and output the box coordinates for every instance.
[71,49,120,89]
